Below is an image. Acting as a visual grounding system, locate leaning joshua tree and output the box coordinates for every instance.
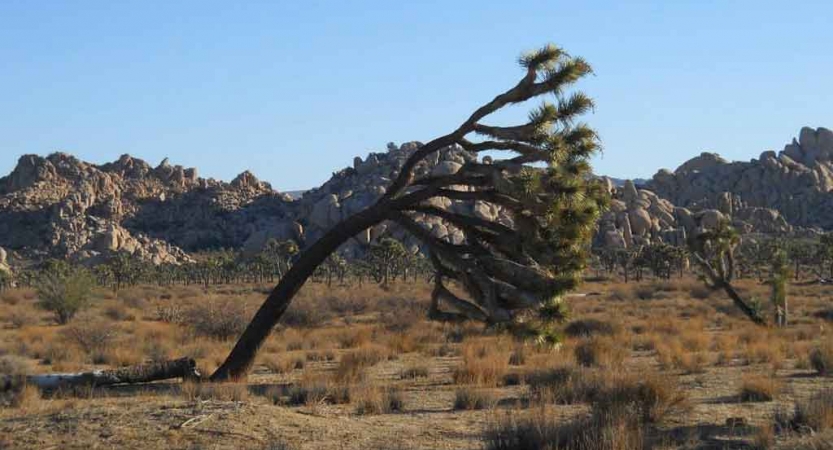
[690,219,766,325]
[211,44,608,380]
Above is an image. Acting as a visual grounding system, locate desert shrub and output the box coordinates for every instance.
[400,364,429,379]
[814,309,833,322]
[574,337,626,368]
[453,348,509,386]
[61,320,117,363]
[564,319,618,338]
[305,351,335,362]
[777,390,833,433]
[483,405,644,450]
[155,302,184,323]
[354,386,404,415]
[739,374,782,402]
[689,284,714,300]
[0,356,38,408]
[633,284,661,300]
[526,366,605,405]
[453,387,495,410]
[285,375,350,406]
[324,295,369,317]
[0,289,27,305]
[386,332,420,354]
[35,265,96,324]
[508,346,527,366]
[281,297,331,328]
[335,328,372,349]
[655,339,709,374]
[8,308,37,329]
[186,297,248,340]
[378,298,424,333]
[335,345,388,383]
[263,356,297,375]
[103,304,135,321]
[811,340,833,376]
[181,381,249,402]
[591,373,688,424]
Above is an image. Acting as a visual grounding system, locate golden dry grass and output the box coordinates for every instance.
[1,275,832,449]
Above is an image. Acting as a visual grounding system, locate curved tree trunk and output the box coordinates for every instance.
[210,203,391,381]
[691,253,766,325]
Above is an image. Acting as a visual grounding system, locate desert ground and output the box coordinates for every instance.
[1,275,833,450]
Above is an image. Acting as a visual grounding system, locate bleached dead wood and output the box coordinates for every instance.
[1,357,200,391]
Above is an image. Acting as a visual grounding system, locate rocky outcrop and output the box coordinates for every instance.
[0,142,489,264]
[595,177,791,249]
[0,153,294,264]
[1,126,829,265]
[647,127,833,229]
[291,142,490,258]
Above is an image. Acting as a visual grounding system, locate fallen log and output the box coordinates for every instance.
[2,357,200,392]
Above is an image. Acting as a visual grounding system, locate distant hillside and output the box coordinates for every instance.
[0,126,829,266]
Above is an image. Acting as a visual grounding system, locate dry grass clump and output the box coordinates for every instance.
[353,385,404,415]
[574,337,626,368]
[385,331,421,354]
[400,364,429,380]
[0,289,34,306]
[811,339,833,376]
[102,303,135,322]
[334,327,373,349]
[280,296,333,328]
[483,405,644,450]
[564,319,618,338]
[689,284,715,300]
[305,350,335,362]
[453,341,509,386]
[632,283,669,300]
[154,302,184,323]
[508,346,527,366]
[181,381,249,402]
[262,354,305,375]
[284,374,351,406]
[526,366,604,405]
[453,387,496,410]
[334,344,389,383]
[739,374,782,402]
[186,297,249,340]
[776,389,833,434]
[655,339,709,374]
[60,319,118,364]
[592,373,689,424]
[7,307,38,329]
[742,340,786,369]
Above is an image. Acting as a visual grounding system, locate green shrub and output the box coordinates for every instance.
[35,265,96,324]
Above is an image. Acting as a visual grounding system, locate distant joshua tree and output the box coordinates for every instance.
[211,44,608,380]
[689,220,765,325]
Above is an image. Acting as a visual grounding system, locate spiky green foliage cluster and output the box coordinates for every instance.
[387,44,608,342]
[692,219,740,285]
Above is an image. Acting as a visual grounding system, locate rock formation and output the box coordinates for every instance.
[0,126,829,266]
[648,127,833,229]
[0,152,293,264]
[595,178,791,249]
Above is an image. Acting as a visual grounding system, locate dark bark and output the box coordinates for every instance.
[210,203,392,380]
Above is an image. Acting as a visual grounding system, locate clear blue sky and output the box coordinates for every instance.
[1,1,831,191]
